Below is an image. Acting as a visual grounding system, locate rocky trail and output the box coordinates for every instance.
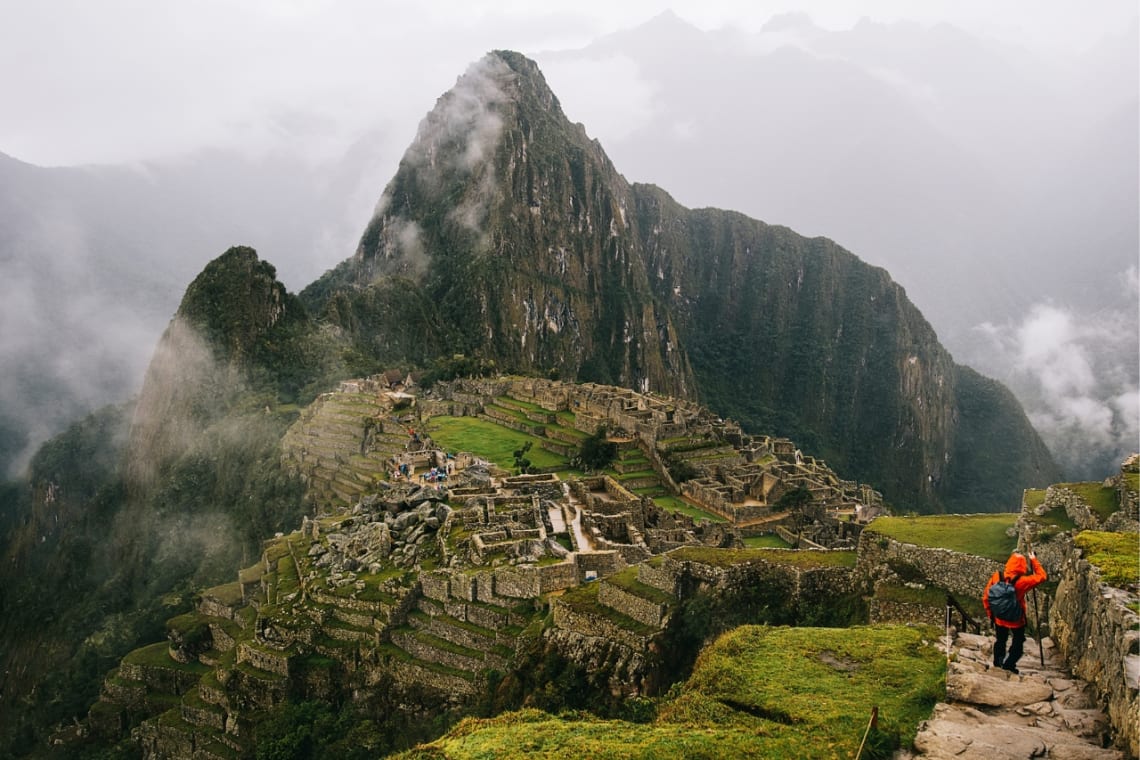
[902,631,1125,759]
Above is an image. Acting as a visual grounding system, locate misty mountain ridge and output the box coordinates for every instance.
[535,12,1138,479]
[0,45,1104,757]
[0,12,1133,483]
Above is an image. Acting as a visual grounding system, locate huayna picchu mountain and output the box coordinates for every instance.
[300,50,1057,511]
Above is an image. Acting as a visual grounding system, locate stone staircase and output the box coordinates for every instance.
[903,631,1125,759]
[609,440,666,494]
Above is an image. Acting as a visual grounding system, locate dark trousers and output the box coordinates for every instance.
[993,625,1026,669]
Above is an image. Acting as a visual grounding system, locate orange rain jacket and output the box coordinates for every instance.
[983,552,1047,628]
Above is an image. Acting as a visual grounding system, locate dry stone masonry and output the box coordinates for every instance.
[81,374,1138,758]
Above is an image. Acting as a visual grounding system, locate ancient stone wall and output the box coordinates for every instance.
[550,600,655,651]
[574,551,626,582]
[856,529,999,602]
[637,561,678,595]
[387,658,477,700]
[421,571,450,602]
[1050,544,1140,757]
[868,599,949,628]
[117,661,203,696]
[597,582,669,628]
[536,562,578,593]
[1048,486,1101,531]
[237,642,291,677]
[389,629,483,672]
[543,627,654,697]
[492,566,540,599]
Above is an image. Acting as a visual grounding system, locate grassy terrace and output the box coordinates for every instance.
[202,581,244,607]
[557,582,660,637]
[867,514,1018,562]
[378,642,475,681]
[410,610,498,641]
[875,582,950,608]
[743,534,793,549]
[1074,531,1139,589]
[427,416,568,471]
[124,642,210,674]
[400,624,944,759]
[652,495,725,524]
[1057,481,1120,522]
[669,546,857,569]
[606,566,675,606]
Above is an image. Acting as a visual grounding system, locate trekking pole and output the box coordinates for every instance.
[1022,533,1046,667]
[944,598,952,697]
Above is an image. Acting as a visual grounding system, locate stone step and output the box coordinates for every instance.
[383,647,478,698]
[141,708,242,760]
[908,632,1124,759]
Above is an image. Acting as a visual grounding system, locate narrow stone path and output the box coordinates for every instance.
[901,631,1124,759]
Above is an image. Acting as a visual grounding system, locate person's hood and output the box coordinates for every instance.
[1005,553,1028,576]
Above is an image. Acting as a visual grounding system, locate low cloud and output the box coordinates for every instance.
[974,300,1140,480]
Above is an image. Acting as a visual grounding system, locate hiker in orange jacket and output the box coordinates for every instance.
[983,550,1047,674]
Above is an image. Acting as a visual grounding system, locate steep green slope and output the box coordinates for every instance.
[0,248,335,755]
[398,624,944,759]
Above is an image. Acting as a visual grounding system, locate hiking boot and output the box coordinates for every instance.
[1002,665,1019,675]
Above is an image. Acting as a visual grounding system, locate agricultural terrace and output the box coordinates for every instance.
[867,514,1018,562]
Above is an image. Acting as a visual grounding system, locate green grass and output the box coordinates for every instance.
[875,582,949,607]
[1074,531,1139,589]
[1023,489,1046,509]
[123,642,210,674]
[1059,482,1120,522]
[1124,471,1138,493]
[397,625,944,759]
[606,566,675,605]
[1026,504,1078,543]
[499,396,547,413]
[653,496,726,524]
[867,514,1017,562]
[557,582,660,637]
[669,547,857,569]
[743,534,793,549]
[202,581,244,607]
[427,416,568,471]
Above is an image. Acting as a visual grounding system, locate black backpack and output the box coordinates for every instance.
[987,573,1021,622]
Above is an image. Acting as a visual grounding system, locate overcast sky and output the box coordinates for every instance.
[2,0,1136,167]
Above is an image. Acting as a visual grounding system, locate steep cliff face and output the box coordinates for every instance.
[303,50,1058,510]
[633,188,958,506]
[305,51,694,398]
